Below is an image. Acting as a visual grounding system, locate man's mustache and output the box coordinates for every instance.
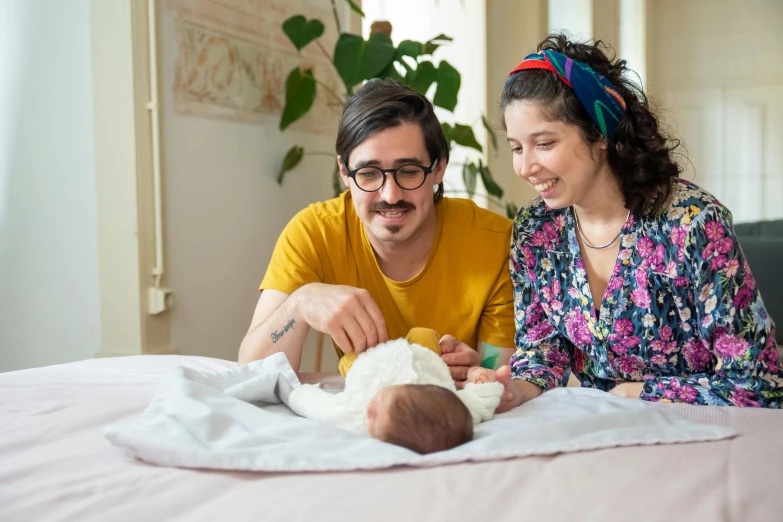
[369,201,415,212]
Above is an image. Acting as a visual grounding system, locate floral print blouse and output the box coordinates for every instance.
[509,179,782,407]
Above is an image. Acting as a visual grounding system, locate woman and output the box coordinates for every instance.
[496,34,781,407]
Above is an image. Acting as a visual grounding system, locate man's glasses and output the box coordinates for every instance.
[343,159,437,192]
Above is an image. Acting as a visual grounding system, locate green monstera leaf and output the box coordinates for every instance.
[396,39,422,60]
[422,33,453,55]
[277,145,305,185]
[333,33,395,91]
[440,122,454,143]
[462,161,478,198]
[282,16,324,52]
[433,60,460,111]
[377,61,404,82]
[344,0,365,16]
[481,114,498,155]
[279,67,316,131]
[407,60,438,95]
[478,159,503,199]
[451,124,482,153]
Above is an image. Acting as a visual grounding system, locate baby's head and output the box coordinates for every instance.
[366,384,473,454]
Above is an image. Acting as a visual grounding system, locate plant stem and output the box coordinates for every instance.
[330,0,342,35]
[313,77,345,106]
[315,40,334,63]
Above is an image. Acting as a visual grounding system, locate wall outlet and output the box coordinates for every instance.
[148,287,174,315]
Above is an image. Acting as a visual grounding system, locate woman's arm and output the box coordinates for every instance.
[508,216,575,394]
[640,205,782,407]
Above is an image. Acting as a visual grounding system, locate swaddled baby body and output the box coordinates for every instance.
[288,328,504,454]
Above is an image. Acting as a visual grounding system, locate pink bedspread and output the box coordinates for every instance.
[1,355,781,522]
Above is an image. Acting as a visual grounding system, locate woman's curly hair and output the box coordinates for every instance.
[501,33,681,215]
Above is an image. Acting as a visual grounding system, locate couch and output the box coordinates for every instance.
[733,219,783,344]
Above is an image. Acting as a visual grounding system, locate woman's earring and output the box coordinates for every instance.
[433,183,439,192]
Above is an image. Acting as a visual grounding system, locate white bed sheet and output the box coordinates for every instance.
[2,355,782,522]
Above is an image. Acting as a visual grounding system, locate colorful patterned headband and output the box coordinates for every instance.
[507,50,627,140]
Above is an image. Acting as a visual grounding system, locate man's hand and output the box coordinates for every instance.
[609,382,644,399]
[439,335,480,387]
[295,283,388,354]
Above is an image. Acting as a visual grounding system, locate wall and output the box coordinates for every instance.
[0,0,100,372]
[548,0,593,41]
[485,0,548,208]
[159,0,352,369]
[647,0,783,223]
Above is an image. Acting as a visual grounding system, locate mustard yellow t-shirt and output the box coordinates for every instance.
[260,191,515,357]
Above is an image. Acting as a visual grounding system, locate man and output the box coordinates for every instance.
[238,79,517,410]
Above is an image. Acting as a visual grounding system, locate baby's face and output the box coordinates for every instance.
[366,385,403,439]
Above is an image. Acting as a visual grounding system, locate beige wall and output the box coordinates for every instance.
[593,0,620,51]
[646,0,783,223]
[88,0,177,361]
[647,0,783,91]
[485,0,548,209]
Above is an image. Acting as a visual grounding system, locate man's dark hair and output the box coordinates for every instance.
[378,384,473,454]
[336,79,449,203]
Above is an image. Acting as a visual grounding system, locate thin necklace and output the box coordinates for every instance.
[572,207,631,250]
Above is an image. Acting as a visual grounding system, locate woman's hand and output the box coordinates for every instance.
[609,382,644,399]
[466,365,543,413]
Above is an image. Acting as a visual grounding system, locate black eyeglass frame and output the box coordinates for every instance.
[342,159,438,193]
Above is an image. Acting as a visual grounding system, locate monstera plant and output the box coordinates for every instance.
[277,0,516,218]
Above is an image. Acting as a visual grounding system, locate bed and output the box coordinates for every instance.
[1,354,781,522]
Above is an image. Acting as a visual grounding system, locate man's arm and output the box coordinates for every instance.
[238,283,389,369]
[238,289,310,369]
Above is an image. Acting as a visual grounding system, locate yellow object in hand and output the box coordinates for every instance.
[337,352,357,378]
[404,327,441,356]
[337,327,441,378]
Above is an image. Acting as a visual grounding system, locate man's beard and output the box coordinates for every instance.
[369,200,414,236]
[383,224,402,234]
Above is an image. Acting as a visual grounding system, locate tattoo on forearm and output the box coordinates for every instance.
[271,319,295,344]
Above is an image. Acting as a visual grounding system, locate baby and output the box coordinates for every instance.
[288,329,504,454]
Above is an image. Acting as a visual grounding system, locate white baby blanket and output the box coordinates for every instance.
[105,353,737,472]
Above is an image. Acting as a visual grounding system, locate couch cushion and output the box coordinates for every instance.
[733,222,760,236]
[757,219,783,237]
[737,236,783,343]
